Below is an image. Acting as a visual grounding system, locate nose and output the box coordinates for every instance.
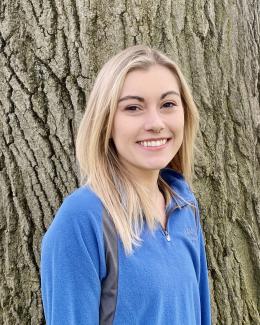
[143,107,165,132]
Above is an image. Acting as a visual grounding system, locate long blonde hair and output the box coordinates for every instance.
[76,45,199,255]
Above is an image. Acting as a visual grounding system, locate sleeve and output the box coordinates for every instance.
[198,221,211,325]
[40,204,104,325]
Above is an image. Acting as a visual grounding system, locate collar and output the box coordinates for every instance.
[160,168,196,211]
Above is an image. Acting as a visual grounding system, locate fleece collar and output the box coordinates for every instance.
[160,168,196,210]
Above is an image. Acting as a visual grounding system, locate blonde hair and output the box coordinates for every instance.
[76,45,199,255]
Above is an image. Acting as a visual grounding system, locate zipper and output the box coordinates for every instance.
[161,212,172,241]
[162,228,171,241]
[160,203,188,242]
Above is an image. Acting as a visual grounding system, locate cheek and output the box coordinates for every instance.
[112,113,139,143]
[111,116,130,146]
[169,113,185,132]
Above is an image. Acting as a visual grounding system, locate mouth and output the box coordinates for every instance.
[136,138,171,148]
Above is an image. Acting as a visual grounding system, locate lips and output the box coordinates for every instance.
[137,138,171,147]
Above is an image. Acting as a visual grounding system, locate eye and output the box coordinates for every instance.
[125,105,141,111]
[162,101,177,109]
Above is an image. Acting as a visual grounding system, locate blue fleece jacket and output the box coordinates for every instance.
[40,169,211,324]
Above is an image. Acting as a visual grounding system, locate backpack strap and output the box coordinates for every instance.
[99,208,119,325]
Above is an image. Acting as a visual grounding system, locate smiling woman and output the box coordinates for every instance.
[112,65,184,179]
[40,45,211,325]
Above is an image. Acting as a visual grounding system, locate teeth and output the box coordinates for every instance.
[139,139,167,147]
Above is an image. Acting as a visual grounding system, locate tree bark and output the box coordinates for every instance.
[0,0,259,324]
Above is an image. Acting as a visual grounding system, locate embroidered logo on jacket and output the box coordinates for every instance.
[184,227,198,242]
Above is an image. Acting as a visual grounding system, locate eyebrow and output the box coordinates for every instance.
[118,90,180,103]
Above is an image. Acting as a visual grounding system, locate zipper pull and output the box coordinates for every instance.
[164,230,171,241]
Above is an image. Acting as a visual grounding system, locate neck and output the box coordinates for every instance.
[122,164,166,223]
[122,165,163,201]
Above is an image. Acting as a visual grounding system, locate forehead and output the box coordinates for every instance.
[120,65,180,97]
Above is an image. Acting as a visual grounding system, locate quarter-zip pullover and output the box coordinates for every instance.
[40,168,211,324]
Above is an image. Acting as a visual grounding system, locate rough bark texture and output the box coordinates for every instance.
[0,0,259,324]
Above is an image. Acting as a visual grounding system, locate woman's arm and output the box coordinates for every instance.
[40,201,105,325]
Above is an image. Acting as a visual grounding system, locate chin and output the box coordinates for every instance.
[141,162,170,171]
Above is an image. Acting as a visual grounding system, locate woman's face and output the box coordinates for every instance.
[111,64,184,176]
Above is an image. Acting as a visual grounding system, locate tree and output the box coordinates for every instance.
[0,0,259,324]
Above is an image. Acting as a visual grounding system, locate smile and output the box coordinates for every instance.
[137,138,169,147]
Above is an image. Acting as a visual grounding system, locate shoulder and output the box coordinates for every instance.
[42,185,104,247]
[160,168,196,203]
[41,185,107,280]
[58,185,103,219]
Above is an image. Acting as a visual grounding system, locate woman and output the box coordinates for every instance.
[41,45,211,324]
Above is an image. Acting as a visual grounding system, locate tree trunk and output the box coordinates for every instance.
[0,0,259,324]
